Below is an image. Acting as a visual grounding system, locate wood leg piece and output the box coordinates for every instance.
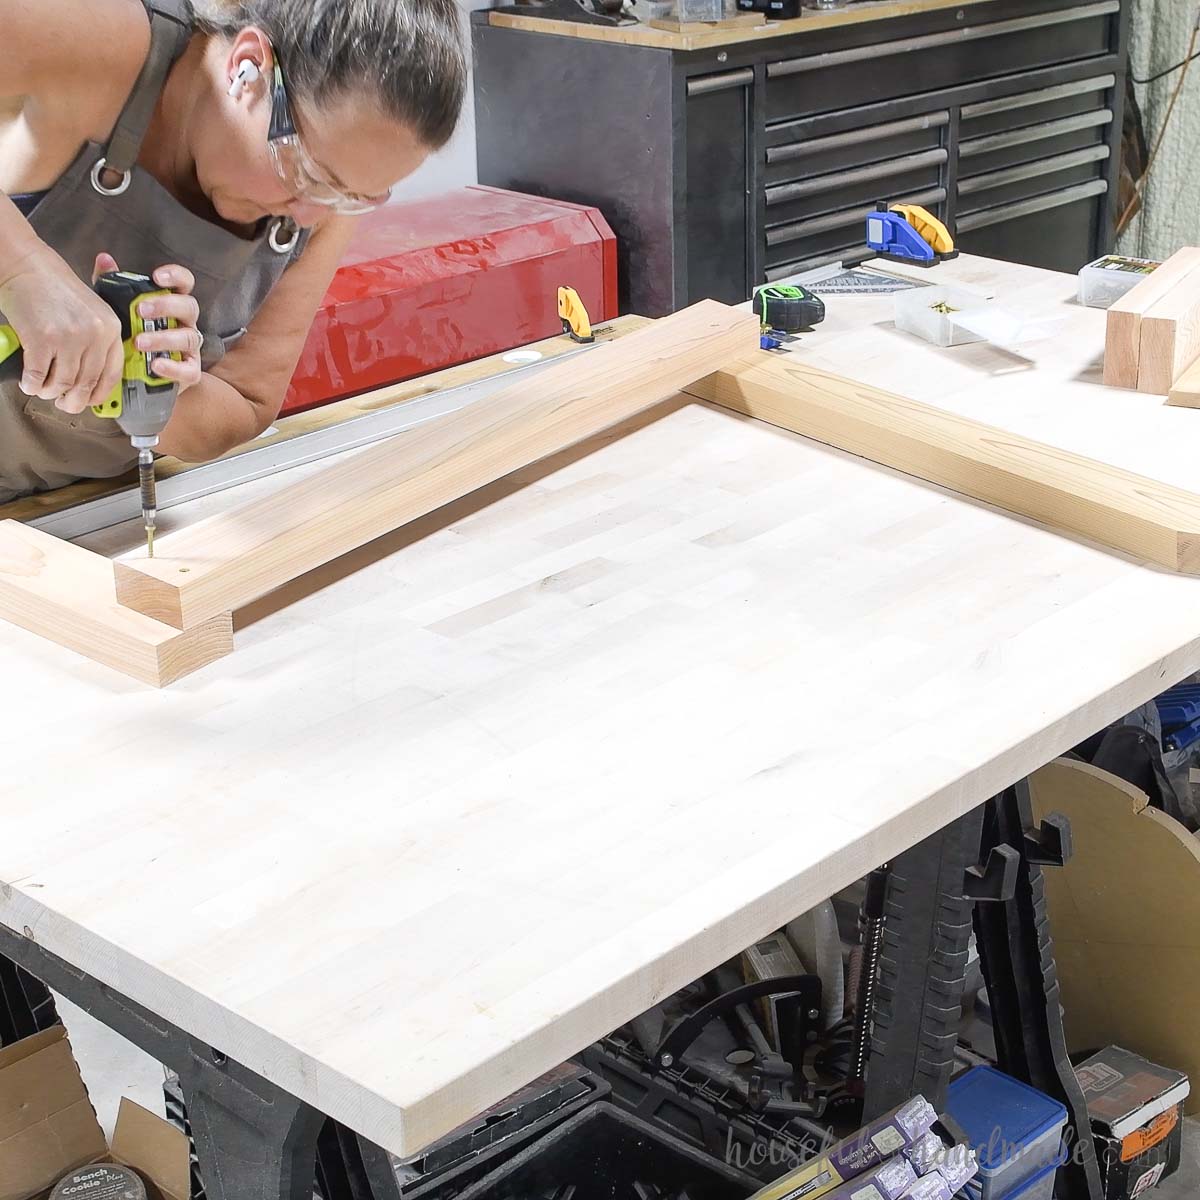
[688,355,1200,574]
[1104,247,1200,390]
[0,520,232,686]
[1138,263,1200,395]
[114,301,759,629]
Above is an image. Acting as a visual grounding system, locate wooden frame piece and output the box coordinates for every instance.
[112,301,759,629]
[1104,247,1200,390]
[0,521,232,686]
[687,354,1200,574]
[0,316,655,527]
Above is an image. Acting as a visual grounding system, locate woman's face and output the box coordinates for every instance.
[196,41,430,228]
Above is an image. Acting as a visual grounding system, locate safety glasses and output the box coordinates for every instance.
[267,59,392,215]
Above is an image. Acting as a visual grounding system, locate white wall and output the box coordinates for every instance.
[1116,0,1200,260]
[392,0,491,201]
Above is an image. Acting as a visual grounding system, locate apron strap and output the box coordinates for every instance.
[102,0,194,177]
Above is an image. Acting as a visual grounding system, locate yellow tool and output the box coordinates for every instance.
[889,204,955,255]
[557,285,595,343]
[0,270,180,556]
[91,271,182,558]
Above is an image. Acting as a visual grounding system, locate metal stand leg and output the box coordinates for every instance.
[0,926,323,1200]
[177,1051,326,1200]
[858,781,1102,1200]
[974,781,1104,1200]
[862,805,987,1118]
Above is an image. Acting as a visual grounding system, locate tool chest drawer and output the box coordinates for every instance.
[765,151,947,233]
[957,72,1115,136]
[956,145,1110,212]
[959,107,1112,173]
[764,113,949,187]
[764,0,1119,123]
[955,188,1105,270]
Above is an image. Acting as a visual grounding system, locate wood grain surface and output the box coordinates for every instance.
[689,354,1200,573]
[113,302,756,629]
[5,257,1200,1158]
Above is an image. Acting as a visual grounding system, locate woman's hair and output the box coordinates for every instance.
[192,0,467,149]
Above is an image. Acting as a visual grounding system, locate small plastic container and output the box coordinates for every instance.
[1077,254,1160,309]
[894,285,993,347]
[945,1066,1068,1200]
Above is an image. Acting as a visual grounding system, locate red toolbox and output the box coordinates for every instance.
[282,185,618,416]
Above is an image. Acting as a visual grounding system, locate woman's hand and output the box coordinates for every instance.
[122,257,204,396]
[0,247,126,412]
[0,251,203,412]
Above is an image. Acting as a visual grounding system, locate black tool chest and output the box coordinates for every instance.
[473,0,1129,315]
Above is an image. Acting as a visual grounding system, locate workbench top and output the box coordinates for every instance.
[486,0,996,53]
[4,255,1200,1157]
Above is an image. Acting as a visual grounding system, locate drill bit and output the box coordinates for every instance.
[137,447,157,558]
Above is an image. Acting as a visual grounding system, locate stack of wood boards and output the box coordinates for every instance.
[1104,247,1200,400]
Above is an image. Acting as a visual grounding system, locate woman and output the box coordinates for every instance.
[0,0,466,502]
[0,0,465,1050]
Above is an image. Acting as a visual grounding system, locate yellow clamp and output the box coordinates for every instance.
[890,204,955,255]
[558,285,595,344]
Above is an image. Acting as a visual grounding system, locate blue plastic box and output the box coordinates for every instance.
[962,1147,1069,1200]
[946,1067,1068,1200]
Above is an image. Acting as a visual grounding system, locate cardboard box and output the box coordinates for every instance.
[1075,1046,1190,1200]
[0,1027,188,1200]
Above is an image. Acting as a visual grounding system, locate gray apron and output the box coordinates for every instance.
[0,0,310,501]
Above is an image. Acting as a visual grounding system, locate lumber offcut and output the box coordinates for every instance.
[115,301,759,629]
[1104,247,1200,390]
[1167,355,1200,409]
[0,521,232,685]
[687,354,1200,573]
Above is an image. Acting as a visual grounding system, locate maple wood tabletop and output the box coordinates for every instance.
[3,254,1200,1157]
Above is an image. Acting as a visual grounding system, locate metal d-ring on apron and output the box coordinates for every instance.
[0,0,311,502]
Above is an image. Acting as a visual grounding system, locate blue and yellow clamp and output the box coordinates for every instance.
[865,203,958,267]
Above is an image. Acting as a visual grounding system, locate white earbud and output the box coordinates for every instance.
[228,59,262,98]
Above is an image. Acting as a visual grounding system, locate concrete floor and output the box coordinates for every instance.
[56,996,1200,1196]
[56,993,166,1140]
[1154,1116,1200,1200]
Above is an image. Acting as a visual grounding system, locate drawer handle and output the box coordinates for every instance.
[767,149,949,204]
[958,144,1110,196]
[767,1,1119,76]
[960,108,1112,157]
[960,72,1116,119]
[768,112,950,163]
[688,68,754,96]
[955,179,1108,231]
[766,187,946,245]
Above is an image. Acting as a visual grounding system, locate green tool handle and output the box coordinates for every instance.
[0,325,21,382]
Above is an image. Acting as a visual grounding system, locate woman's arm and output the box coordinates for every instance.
[0,0,154,407]
[0,0,147,109]
[155,215,358,462]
